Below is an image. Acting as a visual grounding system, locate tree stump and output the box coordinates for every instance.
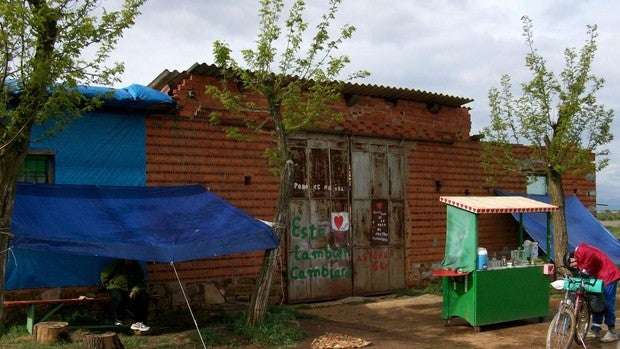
[83,331,125,349]
[33,321,69,344]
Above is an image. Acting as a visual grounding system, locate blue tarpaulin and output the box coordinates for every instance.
[5,83,183,289]
[7,80,175,109]
[497,191,620,264]
[6,183,279,289]
[77,84,175,109]
[31,111,147,186]
[10,182,278,262]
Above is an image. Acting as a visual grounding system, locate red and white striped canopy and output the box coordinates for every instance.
[439,196,558,214]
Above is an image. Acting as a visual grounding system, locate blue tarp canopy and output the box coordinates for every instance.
[10,183,279,263]
[77,84,175,109]
[497,191,620,264]
[7,80,175,110]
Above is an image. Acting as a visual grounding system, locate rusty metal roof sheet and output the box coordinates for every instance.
[149,63,473,108]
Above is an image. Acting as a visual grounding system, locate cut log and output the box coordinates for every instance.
[33,321,69,344]
[83,331,125,349]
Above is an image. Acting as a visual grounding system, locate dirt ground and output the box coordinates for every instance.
[4,292,619,348]
[292,293,620,349]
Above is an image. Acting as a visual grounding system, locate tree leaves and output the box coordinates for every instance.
[482,16,613,178]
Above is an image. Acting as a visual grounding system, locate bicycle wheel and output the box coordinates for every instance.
[546,307,576,349]
[573,298,590,346]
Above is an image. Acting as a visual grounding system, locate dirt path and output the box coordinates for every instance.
[293,294,620,349]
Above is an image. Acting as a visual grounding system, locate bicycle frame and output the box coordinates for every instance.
[546,269,598,349]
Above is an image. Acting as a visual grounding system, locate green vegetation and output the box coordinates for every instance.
[395,282,443,297]
[604,226,620,239]
[1,305,307,348]
[481,16,614,271]
[597,210,620,239]
[209,0,368,325]
[225,305,307,347]
[597,210,620,221]
[63,310,108,327]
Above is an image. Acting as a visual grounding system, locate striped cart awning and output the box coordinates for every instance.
[439,196,558,214]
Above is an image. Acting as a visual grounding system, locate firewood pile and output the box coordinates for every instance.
[311,332,372,349]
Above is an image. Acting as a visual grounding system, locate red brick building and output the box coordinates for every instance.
[143,63,595,305]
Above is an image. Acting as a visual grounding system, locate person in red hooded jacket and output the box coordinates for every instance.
[569,242,620,343]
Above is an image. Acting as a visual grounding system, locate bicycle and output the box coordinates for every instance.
[546,267,603,349]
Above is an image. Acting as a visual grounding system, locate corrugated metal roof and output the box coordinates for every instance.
[149,63,473,108]
[439,196,559,214]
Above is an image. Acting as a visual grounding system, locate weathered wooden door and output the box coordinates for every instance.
[288,136,352,302]
[350,140,406,294]
[287,136,406,302]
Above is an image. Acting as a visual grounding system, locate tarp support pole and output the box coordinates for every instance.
[170,261,206,349]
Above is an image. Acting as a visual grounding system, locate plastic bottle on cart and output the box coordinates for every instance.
[530,242,538,261]
[477,247,488,270]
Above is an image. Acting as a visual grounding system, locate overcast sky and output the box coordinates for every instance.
[107,0,620,210]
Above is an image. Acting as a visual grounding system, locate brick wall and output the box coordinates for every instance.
[144,73,596,301]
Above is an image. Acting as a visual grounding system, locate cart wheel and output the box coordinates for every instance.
[474,326,481,332]
[444,319,451,327]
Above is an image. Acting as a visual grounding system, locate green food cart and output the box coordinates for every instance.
[433,196,558,330]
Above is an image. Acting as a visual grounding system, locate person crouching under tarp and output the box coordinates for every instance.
[100,259,151,332]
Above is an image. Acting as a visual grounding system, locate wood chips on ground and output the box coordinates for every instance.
[311,332,372,349]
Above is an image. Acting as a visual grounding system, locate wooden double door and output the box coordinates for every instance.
[287,135,406,302]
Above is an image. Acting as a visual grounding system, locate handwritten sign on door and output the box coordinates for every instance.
[371,199,388,245]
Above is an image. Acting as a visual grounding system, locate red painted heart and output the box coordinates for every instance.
[334,215,344,230]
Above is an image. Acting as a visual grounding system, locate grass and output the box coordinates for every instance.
[395,282,442,297]
[597,209,620,239]
[226,306,307,347]
[1,305,307,349]
[220,305,308,347]
[605,225,620,239]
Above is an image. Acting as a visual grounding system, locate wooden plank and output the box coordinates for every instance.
[3,297,112,307]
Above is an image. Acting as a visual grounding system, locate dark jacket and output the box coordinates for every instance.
[100,259,146,293]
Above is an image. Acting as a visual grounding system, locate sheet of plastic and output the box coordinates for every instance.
[7,80,174,109]
[440,205,477,272]
[5,83,177,289]
[497,191,620,264]
[78,84,174,108]
[5,249,116,289]
[10,183,279,263]
[30,111,146,185]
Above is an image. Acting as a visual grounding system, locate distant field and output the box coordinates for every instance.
[601,221,620,239]
[602,221,620,227]
[597,210,620,239]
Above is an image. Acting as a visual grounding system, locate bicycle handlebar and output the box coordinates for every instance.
[552,265,602,292]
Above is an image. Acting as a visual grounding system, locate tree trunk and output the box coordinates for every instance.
[246,159,294,325]
[547,169,568,267]
[0,138,31,325]
[33,321,69,344]
[83,332,125,349]
[0,0,62,334]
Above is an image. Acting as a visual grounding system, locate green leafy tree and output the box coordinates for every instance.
[208,0,368,324]
[482,16,614,265]
[0,0,145,323]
